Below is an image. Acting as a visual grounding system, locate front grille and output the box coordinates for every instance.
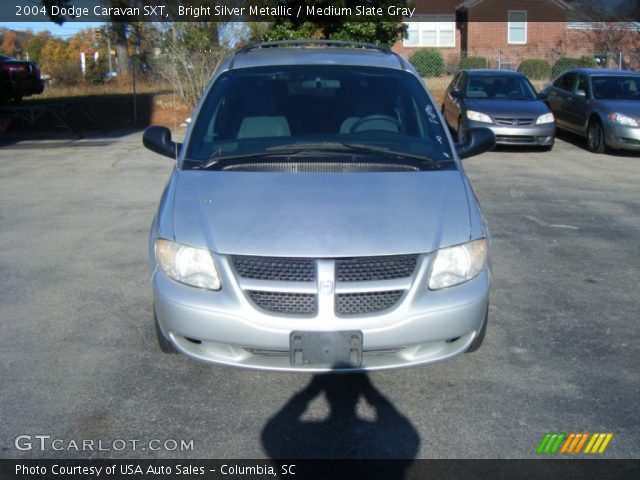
[495,135,536,144]
[232,256,315,282]
[336,255,419,282]
[494,117,535,126]
[247,291,316,315]
[336,290,404,315]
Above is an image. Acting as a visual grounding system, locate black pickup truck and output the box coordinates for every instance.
[0,54,45,103]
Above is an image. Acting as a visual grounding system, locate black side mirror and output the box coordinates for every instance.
[537,91,548,100]
[449,89,463,98]
[143,126,181,159]
[574,89,587,98]
[456,127,495,159]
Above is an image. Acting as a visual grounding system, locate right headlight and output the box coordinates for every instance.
[428,239,488,290]
[536,112,555,124]
[155,239,221,290]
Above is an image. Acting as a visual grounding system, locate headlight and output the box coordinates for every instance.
[608,112,638,127]
[536,112,555,124]
[466,110,493,123]
[428,239,488,290]
[155,239,221,290]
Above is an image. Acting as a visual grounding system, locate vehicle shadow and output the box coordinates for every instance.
[261,371,420,479]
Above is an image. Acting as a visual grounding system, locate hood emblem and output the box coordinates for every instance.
[512,119,519,125]
[319,280,334,295]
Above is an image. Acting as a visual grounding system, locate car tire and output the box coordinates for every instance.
[587,119,606,154]
[154,308,177,354]
[466,305,488,353]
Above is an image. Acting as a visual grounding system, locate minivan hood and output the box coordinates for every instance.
[466,98,548,118]
[172,171,472,257]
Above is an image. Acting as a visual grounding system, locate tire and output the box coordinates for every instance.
[587,119,606,154]
[154,308,177,354]
[466,305,488,353]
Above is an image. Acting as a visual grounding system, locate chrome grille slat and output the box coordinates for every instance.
[494,117,535,126]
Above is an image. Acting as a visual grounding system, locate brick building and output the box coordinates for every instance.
[392,0,639,67]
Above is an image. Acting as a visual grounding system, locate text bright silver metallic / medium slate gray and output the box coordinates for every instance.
[143,41,494,372]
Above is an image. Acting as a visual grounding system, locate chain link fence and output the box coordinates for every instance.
[406,48,640,98]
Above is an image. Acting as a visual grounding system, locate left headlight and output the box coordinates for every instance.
[536,112,555,124]
[155,239,221,290]
[428,239,488,290]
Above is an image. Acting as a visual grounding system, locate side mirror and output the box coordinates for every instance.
[143,126,181,159]
[449,89,463,98]
[456,127,495,159]
[537,91,548,100]
[574,89,587,98]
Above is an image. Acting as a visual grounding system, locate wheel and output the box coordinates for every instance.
[587,119,606,154]
[154,308,177,354]
[348,114,405,134]
[466,305,488,353]
[456,117,466,143]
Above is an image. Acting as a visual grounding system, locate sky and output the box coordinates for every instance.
[0,21,103,38]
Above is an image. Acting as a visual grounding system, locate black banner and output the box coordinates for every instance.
[2,459,640,480]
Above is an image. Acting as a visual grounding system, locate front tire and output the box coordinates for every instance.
[466,305,488,353]
[154,308,177,354]
[587,119,606,154]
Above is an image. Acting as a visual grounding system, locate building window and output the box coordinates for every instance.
[404,15,456,47]
[508,11,527,44]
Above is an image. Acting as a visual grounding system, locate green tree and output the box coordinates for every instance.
[263,0,407,45]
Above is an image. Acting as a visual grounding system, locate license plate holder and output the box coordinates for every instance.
[290,331,363,367]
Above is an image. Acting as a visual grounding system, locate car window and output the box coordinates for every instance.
[453,73,465,91]
[555,73,577,92]
[186,65,453,164]
[592,75,640,100]
[575,75,590,96]
[465,75,537,100]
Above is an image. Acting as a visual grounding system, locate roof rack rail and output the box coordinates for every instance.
[237,40,391,54]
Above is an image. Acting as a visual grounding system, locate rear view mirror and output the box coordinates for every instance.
[143,126,181,159]
[456,127,495,159]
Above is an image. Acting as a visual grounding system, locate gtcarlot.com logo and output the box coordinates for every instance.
[537,432,613,455]
[14,435,194,452]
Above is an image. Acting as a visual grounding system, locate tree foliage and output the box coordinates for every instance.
[262,0,407,45]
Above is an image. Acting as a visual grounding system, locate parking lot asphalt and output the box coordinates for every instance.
[0,131,638,460]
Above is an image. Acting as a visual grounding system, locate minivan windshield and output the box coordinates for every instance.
[186,65,453,166]
[592,75,640,100]
[466,75,537,100]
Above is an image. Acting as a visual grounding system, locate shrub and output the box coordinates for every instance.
[409,49,445,78]
[552,56,598,77]
[459,56,488,70]
[518,59,552,80]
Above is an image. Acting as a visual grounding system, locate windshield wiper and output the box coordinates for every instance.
[199,141,443,170]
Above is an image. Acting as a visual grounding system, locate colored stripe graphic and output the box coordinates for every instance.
[540,433,614,454]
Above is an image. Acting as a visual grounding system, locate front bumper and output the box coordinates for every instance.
[465,119,556,146]
[604,122,640,151]
[152,253,490,372]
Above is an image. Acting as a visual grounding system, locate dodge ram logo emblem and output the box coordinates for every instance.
[319,280,334,295]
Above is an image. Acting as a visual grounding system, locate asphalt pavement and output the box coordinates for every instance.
[1,130,638,459]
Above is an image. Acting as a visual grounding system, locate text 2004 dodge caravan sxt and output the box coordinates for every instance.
[143,41,495,372]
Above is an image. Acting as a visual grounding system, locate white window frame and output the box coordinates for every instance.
[508,10,527,44]
[403,14,456,48]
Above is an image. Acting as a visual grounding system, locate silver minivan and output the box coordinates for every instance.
[143,41,495,372]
